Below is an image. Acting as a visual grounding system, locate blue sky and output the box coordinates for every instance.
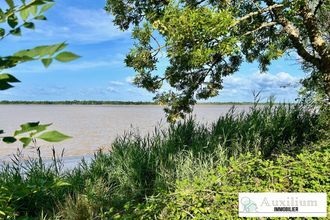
[0,0,307,102]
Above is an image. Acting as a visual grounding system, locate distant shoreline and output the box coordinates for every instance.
[0,100,271,105]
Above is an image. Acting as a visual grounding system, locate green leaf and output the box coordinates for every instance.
[53,180,71,188]
[12,55,34,62]
[5,0,15,8]
[0,81,13,90]
[34,15,47,20]
[30,0,47,6]
[14,48,44,58]
[3,136,17,143]
[0,74,20,90]
[0,130,4,134]
[30,5,38,16]
[25,122,39,128]
[20,137,32,148]
[10,28,21,36]
[32,45,56,57]
[37,130,71,142]
[0,74,20,83]
[14,43,67,58]
[0,9,5,23]
[14,122,52,136]
[20,8,30,21]
[41,58,52,68]
[23,22,35,29]
[47,42,67,56]
[0,28,5,37]
[7,15,18,28]
[55,52,80,62]
[40,2,55,14]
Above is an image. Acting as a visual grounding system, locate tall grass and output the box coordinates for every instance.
[0,148,70,218]
[0,102,323,219]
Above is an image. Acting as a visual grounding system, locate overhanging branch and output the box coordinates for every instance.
[263,0,322,69]
[234,3,284,25]
[243,22,277,36]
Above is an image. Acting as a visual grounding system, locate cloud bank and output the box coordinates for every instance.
[218,72,300,102]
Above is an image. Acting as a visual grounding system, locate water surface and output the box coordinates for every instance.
[0,104,251,161]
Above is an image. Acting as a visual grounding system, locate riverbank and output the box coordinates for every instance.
[0,102,328,219]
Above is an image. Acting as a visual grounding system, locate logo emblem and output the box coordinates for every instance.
[241,197,258,213]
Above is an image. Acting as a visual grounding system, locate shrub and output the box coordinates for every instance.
[128,143,329,219]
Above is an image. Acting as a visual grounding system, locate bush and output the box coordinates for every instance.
[128,142,330,219]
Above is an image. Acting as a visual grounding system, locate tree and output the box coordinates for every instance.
[0,0,80,146]
[105,0,330,121]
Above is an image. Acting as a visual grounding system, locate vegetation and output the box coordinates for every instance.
[0,1,328,219]
[129,144,329,219]
[0,0,79,146]
[0,102,328,219]
[105,0,330,120]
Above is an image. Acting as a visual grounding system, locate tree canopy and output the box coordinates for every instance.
[0,0,79,146]
[106,0,330,121]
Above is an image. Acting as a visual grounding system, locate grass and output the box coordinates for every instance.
[0,101,327,219]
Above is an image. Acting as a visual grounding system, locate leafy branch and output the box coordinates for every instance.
[0,0,80,147]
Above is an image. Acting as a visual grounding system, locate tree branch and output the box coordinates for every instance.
[298,3,329,59]
[243,21,277,36]
[263,0,322,69]
[234,3,284,25]
[150,34,167,57]
[314,0,323,15]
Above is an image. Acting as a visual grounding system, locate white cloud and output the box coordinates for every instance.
[6,7,130,45]
[106,86,119,93]
[220,72,301,102]
[109,81,125,86]
[29,85,67,96]
[60,7,129,44]
[125,76,134,84]
[224,72,299,90]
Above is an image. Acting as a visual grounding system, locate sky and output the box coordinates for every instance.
[0,0,308,103]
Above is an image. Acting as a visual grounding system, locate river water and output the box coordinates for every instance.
[0,104,252,163]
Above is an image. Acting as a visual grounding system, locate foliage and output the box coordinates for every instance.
[2,122,71,148]
[0,102,325,219]
[105,0,330,121]
[128,143,330,219]
[64,102,319,212]
[0,0,80,146]
[0,148,71,219]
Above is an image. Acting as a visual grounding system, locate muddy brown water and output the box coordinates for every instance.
[0,104,252,163]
